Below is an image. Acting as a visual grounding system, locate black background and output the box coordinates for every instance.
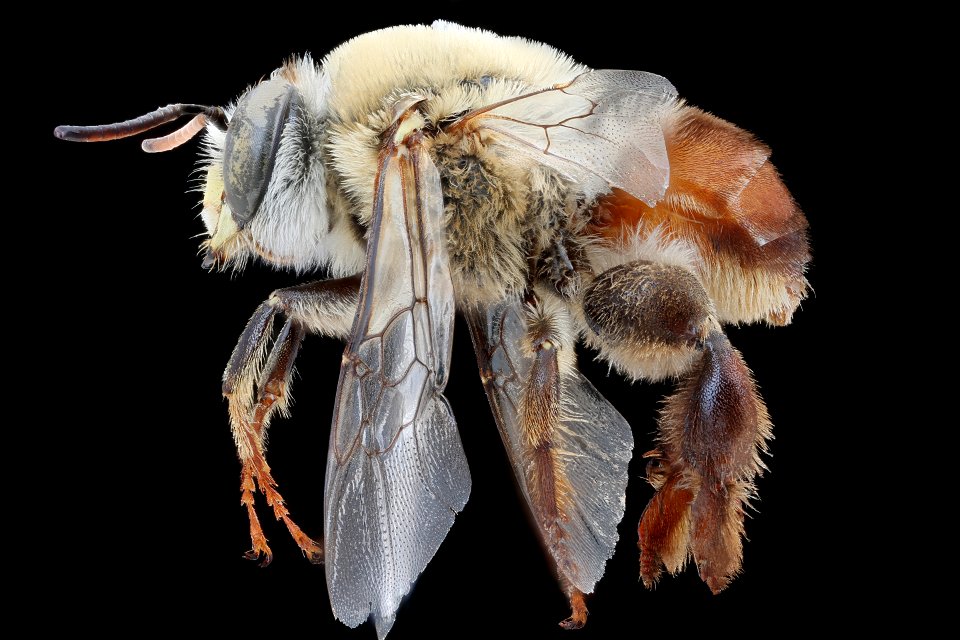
[33,5,851,635]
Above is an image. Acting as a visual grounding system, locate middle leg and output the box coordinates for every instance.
[467,294,633,630]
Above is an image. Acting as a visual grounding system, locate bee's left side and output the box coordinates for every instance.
[55,57,366,565]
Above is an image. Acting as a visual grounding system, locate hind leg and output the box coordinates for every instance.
[582,261,770,592]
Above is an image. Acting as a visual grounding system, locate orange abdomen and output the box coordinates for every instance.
[589,107,810,326]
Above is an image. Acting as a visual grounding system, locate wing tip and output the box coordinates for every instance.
[331,603,397,639]
[374,612,397,640]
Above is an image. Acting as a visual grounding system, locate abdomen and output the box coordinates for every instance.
[588,106,810,326]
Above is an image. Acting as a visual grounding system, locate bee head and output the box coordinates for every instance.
[55,57,362,274]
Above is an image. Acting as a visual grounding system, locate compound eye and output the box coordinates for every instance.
[223,77,301,227]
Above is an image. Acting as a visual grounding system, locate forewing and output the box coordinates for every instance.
[460,70,677,206]
[325,144,469,639]
[466,301,633,593]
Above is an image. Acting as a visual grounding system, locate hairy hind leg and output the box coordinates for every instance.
[643,331,769,592]
[582,261,770,593]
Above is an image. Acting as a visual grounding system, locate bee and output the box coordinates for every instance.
[55,21,809,638]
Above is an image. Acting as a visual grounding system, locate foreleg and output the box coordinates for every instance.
[582,261,770,593]
[223,276,360,565]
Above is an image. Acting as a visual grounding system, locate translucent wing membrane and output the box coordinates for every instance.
[460,70,677,206]
[326,142,469,638]
[466,301,633,593]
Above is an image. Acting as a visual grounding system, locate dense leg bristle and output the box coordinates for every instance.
[638,332,771,592]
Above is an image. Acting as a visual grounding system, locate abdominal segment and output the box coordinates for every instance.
[588,106,810,326]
